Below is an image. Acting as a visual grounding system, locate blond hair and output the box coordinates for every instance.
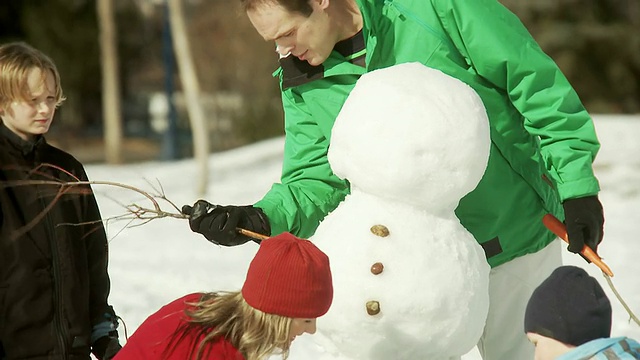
[0,42,65,109]
[166,291,293,360]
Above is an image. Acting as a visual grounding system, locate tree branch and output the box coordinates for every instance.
[1,164,186,241]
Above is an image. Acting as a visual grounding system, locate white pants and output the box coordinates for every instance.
[477,240,563,360]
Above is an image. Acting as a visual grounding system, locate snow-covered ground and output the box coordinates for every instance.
[86,114,640,359]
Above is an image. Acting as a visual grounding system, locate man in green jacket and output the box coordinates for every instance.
[182,0,605,358]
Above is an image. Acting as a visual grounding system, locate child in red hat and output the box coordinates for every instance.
[114,232,333,360]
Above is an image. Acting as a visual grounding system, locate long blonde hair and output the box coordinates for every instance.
[166,291,293,360]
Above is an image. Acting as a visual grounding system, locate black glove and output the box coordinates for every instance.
[562,195,604,254]
[182,200,271,246]
[92,334,121,360]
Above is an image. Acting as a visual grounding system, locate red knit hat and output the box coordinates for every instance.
[241,232,333,318]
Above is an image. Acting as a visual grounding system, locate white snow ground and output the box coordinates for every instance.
[87,114,640,359]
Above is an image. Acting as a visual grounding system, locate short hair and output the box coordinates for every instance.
[0,42,65,109]
[166,291,294,360]
[240,0,313,17]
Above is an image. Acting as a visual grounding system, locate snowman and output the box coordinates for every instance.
[310,62,491,360]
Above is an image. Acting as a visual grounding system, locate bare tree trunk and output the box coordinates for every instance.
[97,0,123,164]
[167,0,209,195]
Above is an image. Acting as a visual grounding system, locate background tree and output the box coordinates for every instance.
[168,0,209,195]
[97,0,124,164]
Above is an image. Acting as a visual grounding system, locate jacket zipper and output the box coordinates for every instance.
[39,184,69,358]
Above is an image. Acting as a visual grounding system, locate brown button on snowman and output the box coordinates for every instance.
[311,63,492,360]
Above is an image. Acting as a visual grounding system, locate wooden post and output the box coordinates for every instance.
[167,0,210,195]
[97,0,123,164]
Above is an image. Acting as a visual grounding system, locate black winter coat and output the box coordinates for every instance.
[0,124,116,360]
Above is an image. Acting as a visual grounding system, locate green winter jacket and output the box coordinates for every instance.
[254,0,600,267]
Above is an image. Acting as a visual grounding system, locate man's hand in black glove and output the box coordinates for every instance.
[181,200,271,246]
[562,195,604,254]
[92,334,121,360]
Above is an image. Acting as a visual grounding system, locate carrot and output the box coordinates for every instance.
[236,227,269,241]
[542,214,614,277]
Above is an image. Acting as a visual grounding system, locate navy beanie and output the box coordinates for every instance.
[524,265,612,346]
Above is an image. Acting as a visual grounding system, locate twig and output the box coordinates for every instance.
[3,179,183,217]
[602,272,640,327]
[2,179,185,216]
[3,165,266,246]
[236,228,269,241]
[540,214,638,326]
[2,163,187,241]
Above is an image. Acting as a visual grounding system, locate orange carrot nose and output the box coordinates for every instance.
[542,214,614,277]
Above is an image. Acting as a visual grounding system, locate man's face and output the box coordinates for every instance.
[247,0,336,66]
[0,67,57,141]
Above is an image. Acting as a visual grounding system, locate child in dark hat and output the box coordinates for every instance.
[524,265,640,359]
[114,232,333,360]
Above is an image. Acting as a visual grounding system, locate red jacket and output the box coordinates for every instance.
[114,293,245,360]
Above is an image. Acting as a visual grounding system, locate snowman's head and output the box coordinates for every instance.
[328,62,491,211]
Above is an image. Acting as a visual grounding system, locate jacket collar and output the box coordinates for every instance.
[277,30,366,90]
[0,122,46,156]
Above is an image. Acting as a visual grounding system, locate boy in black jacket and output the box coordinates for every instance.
[0,42,121,360]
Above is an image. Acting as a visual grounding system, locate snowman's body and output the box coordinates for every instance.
[311,63,492,359]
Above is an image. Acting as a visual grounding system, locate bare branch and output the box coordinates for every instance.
[2,164,261,243]
[1,179,185,218]
[1,163,187,241]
